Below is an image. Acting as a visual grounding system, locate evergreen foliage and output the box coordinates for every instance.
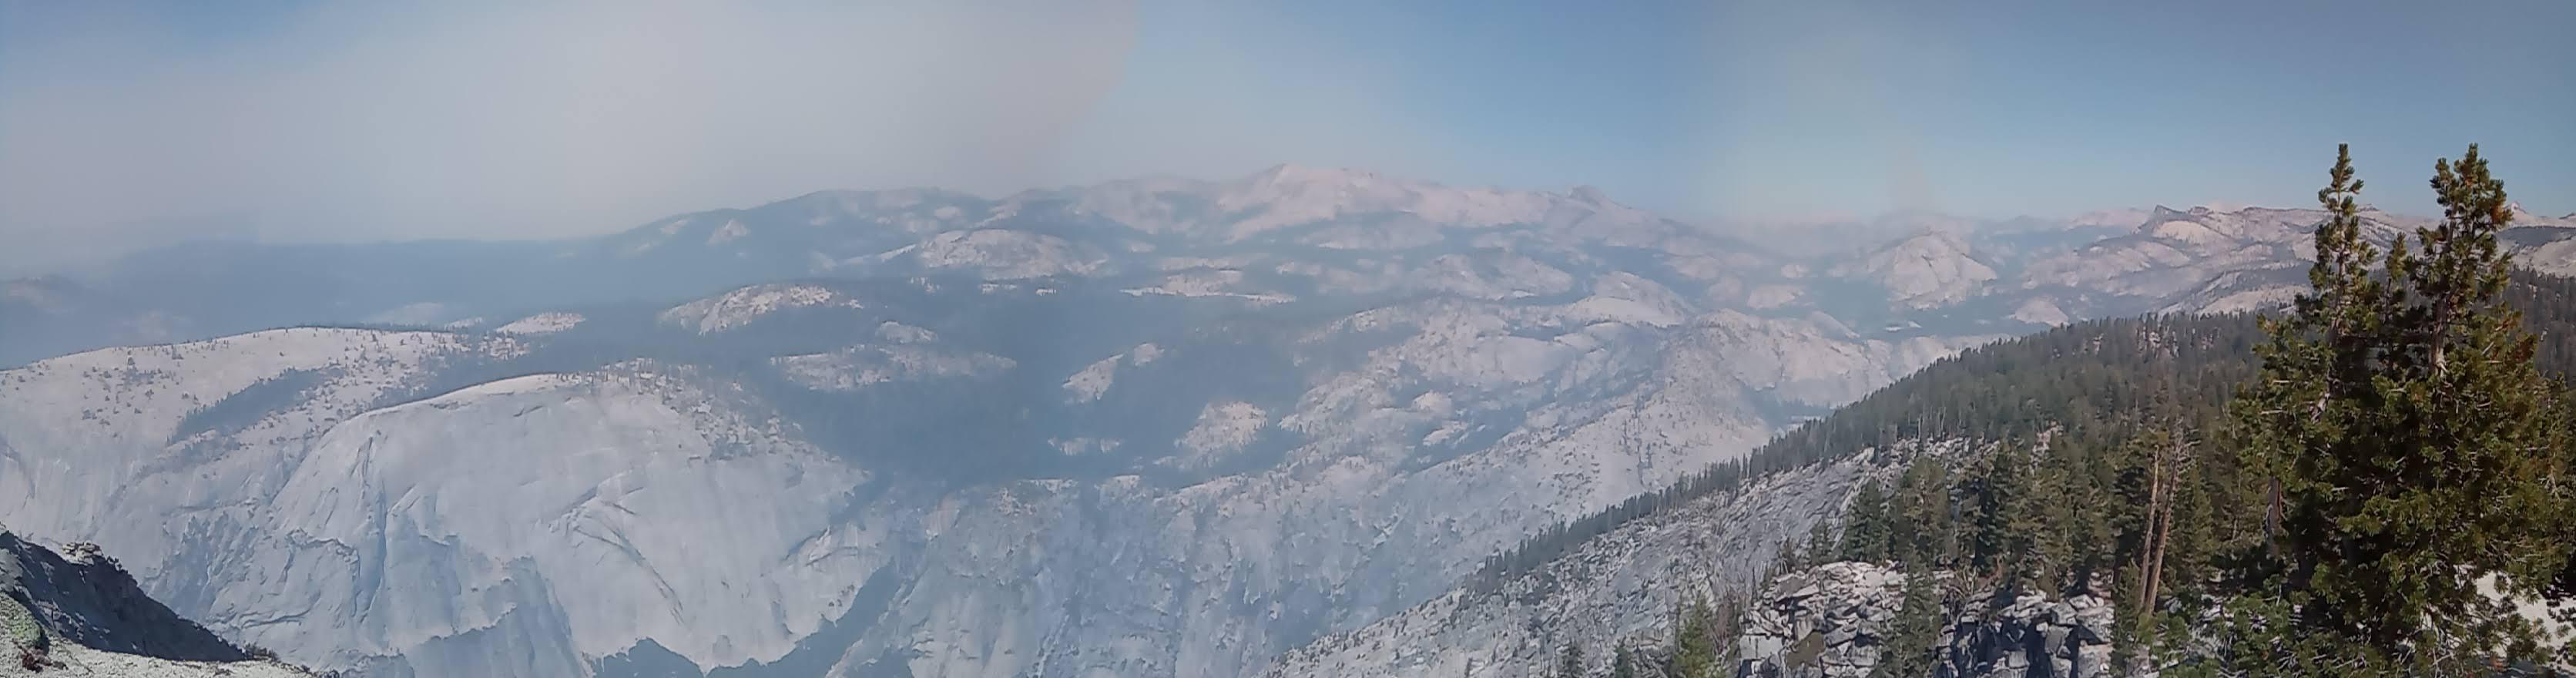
[1469,309,2274,592]
[1869,565,1942,678]
[167,367,332,444]
[1498,146,2576,677]
[1668,598,1716,678]
[1664,594,1732,678]
[2225,145,2576,669]
[1837,479,1889,563]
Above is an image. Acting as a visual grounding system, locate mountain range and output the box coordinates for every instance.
[2,166,2573,676]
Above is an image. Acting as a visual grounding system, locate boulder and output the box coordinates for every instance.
[1730,562,2117,678]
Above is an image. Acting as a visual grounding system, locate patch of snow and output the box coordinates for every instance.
[1063,354,1122,404]
[1172,401,1266,469]
[2011,298,2071,326]
[658,284,862,334]
[874,321,937,344]
[772,346,1013,391]
[1746,284,1803,309]
[705,219,750,245]
[495,312,585,335]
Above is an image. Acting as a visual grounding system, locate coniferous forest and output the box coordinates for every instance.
[1497,146,2576,677]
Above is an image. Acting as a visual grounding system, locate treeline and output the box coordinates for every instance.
[1469,310,2269,594]
[1520,145,2576,676]
[1476,267,2576,604]
[166,368,333,445]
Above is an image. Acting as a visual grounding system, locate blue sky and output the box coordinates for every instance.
[1066,0,2575,220]
[2,1,2571,270]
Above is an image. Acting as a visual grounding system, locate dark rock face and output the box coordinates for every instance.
[0,530,249,662]
[1934,592,2114,678]
[1732,562,2114,678]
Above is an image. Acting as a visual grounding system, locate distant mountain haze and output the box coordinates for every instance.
[2,163,2572,676]
[8,163,2574,367]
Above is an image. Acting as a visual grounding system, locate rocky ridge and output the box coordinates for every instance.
[1259,442,1945,678]
[2,529,309,677]
[1732,562,2114,678]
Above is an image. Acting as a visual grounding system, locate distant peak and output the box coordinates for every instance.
[1883,228,1969,251]
[1246,163,1384,186]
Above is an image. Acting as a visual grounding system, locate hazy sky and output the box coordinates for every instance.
[3,1,2571,274]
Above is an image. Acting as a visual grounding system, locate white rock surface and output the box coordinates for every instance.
[656,284,862,334]
[773,344,1014,391]
[493,311,585,335]
[1839,232,1997,309]
[1260,446,1927,678]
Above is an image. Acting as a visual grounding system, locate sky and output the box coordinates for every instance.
[2,0,2571,274]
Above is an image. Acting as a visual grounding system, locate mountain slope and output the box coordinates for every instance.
[1266,272,2576,676]
[1260,311,2262,676]
[0,269,1987,676]
[2,529,308,677]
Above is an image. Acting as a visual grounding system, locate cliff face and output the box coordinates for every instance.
[0,290,1966,677]
[1256,423,2135,678]
[1261,445,1930,678]
[2,529,308,677]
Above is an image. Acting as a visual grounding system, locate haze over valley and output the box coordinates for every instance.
[2,2,2573,677]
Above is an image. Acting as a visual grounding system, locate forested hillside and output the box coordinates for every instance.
[1484,269,2576,596]
[1478,148,2576,677]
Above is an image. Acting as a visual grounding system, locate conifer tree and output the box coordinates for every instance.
[1769,538,1802,579]
[1964,443,2034,582]
[1669,596,1719,678]
[1608,645,1639,678]
[2028,445,2085,591]
[1840,478,1890,562]
[1897,462,1955,567]
[2234,143,2574,656]
[1557,642,1587,678]
[1872,565,1944,678]
[1805,519,1836,566]
[2112,426,2193,627]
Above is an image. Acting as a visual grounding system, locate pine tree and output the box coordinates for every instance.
[1669,596,1720,678]
[1769,537,1802,579]
[2111,426,2193,629]
[2161,458,2215,598]
[1608,644,1639,678]
[1964,443,2034,582]
[1895,461,1955,568]
[1840,478,1889,562]
[1883,468,1921,566]
[1557,642,1587,678]
[2028,445,2084,591]
[2234,144,2574,656]
[1872,565,1944,678]
[1805,519,1836,566]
